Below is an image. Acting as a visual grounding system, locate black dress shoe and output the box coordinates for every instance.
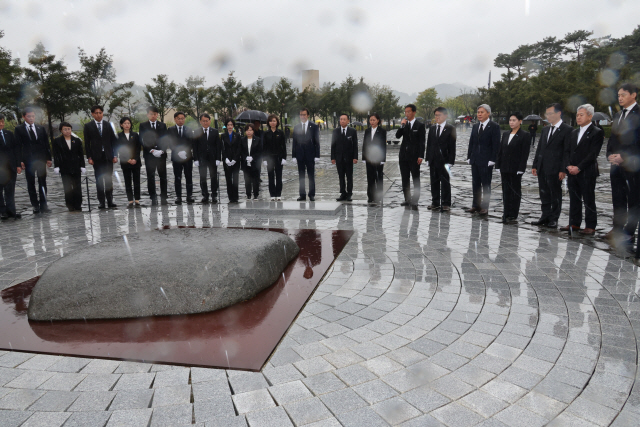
[505,217,518,224]
[531,218,548,226]
[336,195,346,202]
[160,199,168,206]
[427,205,440,210]
[201,198,210,204]
[98,205,106,210]
[151,199,158,206]
[346,196,352,202]
[175,199,182,205]
[367,199,373,204]
[400,201,410,206]
[411,204,418,210]
[186,198,195,205]
[0,213,8,220]
[13,213,21,219]
[297,196,306,201]
[212,199,218,204]
[546,221,558,228]
[108,203,117,208]
[309,196,315,201]
[127,203,134,209]
[41,207,52,213]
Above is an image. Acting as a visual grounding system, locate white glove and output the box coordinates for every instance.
[496,169,500,173]
[281,159,287,166]
[178,151,187,160]
[81,167,86,175]
[152,150,163,158]
[216,160,221,167]
[517,171,524,175]
[425,161,429,167]
[380,162,385,165]
[488,161,495,167]
[194,161,200,167]
[247,161,252,167]
[314,157,320,163]
[225,158,231,166]
[230,160,236,166]
[466,159,470,164]
[246,156,253,162]
[263,161,267,166]
[54,167,60,175]
[445,163,451,169]
[292,158,297,164]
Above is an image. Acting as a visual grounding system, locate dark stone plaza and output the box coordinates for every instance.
[0,128,638,426]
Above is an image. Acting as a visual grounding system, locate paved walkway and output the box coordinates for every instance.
[0,140,638,426]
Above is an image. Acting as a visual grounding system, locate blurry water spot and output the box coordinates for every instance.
[598,88,616,105]
[347,7,365,25]
[599,69,618,87]
[351,91,373,113]
[609,52,627,69]
[567,95,586,112]
[209,51,233,72]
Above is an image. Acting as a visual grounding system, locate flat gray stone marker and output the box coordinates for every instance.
[27,228,299,321]
[229,201,343,216]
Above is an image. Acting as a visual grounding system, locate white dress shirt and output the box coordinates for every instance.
[548,119,563,139]
[408,118,416,129]
[620,103,638,123]
[508,133,515,144]
[301,121,308,134]
[371,126,377,139]
[124,132,130,141]
[247,138,253,155]
[65,138,72,150]
[26,123,37,139]
[577,124,590,144]
[341,126,348,136]
[478,118,490,133]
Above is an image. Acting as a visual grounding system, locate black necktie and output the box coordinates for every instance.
[437,125,441,138]
[408,121,412,131]
[478,124,484,136]
[179,127,182,138]
[304,124,306,135]
[620,109,628,123]
[1,131,5,145]
[549,126,555,139]
[97,122,102,136]
[343,129,346,138]
[204,129,208,140]
[28,125,36,141]
[152,122,156,130]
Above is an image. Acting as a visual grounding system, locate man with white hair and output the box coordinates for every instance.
[561,104,604,235]
[465,104,501,215]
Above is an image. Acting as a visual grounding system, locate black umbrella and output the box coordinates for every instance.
[524,114,543,121]
[235,110,269,122]
[350,121,364,126]
[592,112,610,122]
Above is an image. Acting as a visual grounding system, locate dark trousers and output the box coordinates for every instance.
[25,160,48,208]
[530,131,536,146]
[366,162,384,202]
[568,173,597,229]
[173,161,193,200]
[501,172,522,218]
[267,160,283,197]
[429,163,451,207]
[538,172,563,222]
[93,158,113,206]
[0,176,16,215]
[243,167,260,198]
[297,159,315,198]
[471,163,493,210]
[145,156,167,201]
[223,164,240,202]
[625,170,640,237]
[399,160,420,204]
[61,173,82,210]
[336,159,354,197]
[199,160,218,200]
[609,164,628,231]
[122,166,141,201]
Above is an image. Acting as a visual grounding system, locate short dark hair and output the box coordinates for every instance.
[225,117,235,127]
[546,103,562,114]
[405,104,417,112]
[339,113,349,120]
[23,107,36,116]
[370,112,381,123]
[0,114,5,121]
[509,112,524,121]
[119,116,132,128]
[174,111,186,119]
[300,108,310,116]
[147,106,159,113]
[59,121,72,131]
[199,113,211,121]
[90,105,103,113]
[434,106,447,115]
[267,114,280,127]
[244,123,255,132]
[619,83,638,96]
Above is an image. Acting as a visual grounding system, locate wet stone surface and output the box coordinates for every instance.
[0,128,638,426]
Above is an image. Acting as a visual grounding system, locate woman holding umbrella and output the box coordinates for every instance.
[262,114,287,200]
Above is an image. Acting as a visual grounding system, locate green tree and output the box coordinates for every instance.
[371,85,402,129]
[215,71,246,118]
[0,30,23,118]
[317,82,339,128]
[24,43,83,142]
[243,77,269,112]
[266,77,297,127]
[175,76,211,121]
[296,84,321,121]
[144,74,177,122]
[563,30,594,62]
[415,88,441,121]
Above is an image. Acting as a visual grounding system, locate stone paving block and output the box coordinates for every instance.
[46,357,91,373]
[190,368,226,384]
[109,389,154,411]
[192,380,231,401]
[67,391,116,411]
[494,404,548,427]
[113,373,155,391]
[516,391,565,420]
[268,380,312,405]
[228,372,268,394]
[4,371,55,389]
[106,408,152,426]
[0,389,46,410]
[20,412,71,427]
[15,355,62,371]
[204,416,247,427]
[293,356,334,377]
[63,411,112,427]
[335,364,377,386]
[335,406,390,427]
[79,359,121,374]
[151,385,191,407]
[27,390,79,412]
[244,406,293,427]
[0,368,22,388]
[38,373,86,391]
[431,402,485,427]
[372,396,421,425]
[262,364,304,386]
[149,403,193,427]
[381,360,449,393]
[0,352,35,368]
[152,368,189,388]
[401,385,450,413]
[113,362,152,374]
[459,389,508,418]
[284,397,332,425]
[352,379,399,404]
[232,389,275,414]
[362,355,404,377]
[302,372,346,395]
[74,374,121,391]
[194,395,236,422]
[319,388,367,414]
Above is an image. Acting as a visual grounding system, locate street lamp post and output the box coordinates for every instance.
[214,113,218,130]
[333,111,336,129]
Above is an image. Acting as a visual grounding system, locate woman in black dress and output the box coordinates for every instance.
[262,114,287,200]
[362,113,387,205]
[221,118,241,203]
[117,117,142,208]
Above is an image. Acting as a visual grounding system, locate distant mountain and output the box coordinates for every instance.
[432,82,476,99]
[392,91,418,105]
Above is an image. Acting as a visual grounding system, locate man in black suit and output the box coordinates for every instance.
[395,104,426,208]
[83,105,118,209]
[561,104,604,235]
[426,107,456,211]
[193,113,221,204]
[606,83,640,242]
[0,114,22,219]
[14,107,52,213]
[465,104,500,215]
[167,111,194,205]
[531,103,573,228]
[331,114,358,202]
[292,108,320,201]
[139,106,168,205]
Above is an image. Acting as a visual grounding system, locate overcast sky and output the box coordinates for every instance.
[0,0,637,94]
